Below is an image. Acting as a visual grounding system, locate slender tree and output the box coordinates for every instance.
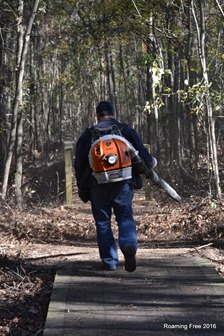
[1,0,40,203]
[191,0,221,198]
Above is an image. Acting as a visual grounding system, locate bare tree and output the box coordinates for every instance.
[1,0,40,204]
[192,0,221,198]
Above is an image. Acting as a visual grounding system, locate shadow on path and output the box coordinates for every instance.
[43,249,224,336]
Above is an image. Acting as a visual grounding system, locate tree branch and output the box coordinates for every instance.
[215,0,224,18]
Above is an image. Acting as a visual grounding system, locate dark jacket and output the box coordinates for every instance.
[74,118,156,202]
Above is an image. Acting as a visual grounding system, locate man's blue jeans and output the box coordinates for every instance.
[90,182,138,268]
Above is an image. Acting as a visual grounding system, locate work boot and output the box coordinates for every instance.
[122,244,136,272]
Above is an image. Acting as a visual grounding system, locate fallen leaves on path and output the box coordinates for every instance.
[0,189,223,335]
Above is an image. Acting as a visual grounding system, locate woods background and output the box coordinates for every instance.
[0,0,223,207]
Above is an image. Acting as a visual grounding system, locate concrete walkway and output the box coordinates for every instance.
[43,248,224,336]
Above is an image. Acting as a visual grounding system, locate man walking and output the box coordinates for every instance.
[74,101,157,272]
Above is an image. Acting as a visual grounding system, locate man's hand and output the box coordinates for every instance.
[78,188,90,203]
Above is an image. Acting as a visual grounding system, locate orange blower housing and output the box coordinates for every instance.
[89,134,134,184]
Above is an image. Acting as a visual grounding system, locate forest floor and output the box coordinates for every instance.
[0,163,224,336]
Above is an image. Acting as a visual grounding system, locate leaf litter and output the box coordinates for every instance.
[0,187,223,335]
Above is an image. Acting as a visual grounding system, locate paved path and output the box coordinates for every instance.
[43,248,224,336]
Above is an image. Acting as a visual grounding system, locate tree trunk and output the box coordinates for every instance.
[14,0,25,209]
[15,109,23,208]
[1,0,40,200]
[104,43,112,102]
[192,0,221,198]
[119,45,129,121]
[0,24,7,181]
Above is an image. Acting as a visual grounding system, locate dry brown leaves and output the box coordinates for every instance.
[0,188,223,335]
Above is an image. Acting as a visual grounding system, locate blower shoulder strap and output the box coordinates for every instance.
[87,122,128,143]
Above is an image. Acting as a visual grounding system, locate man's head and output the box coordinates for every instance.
[96,101,114,118]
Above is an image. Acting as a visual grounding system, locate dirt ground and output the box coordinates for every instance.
[0,182,224,336]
